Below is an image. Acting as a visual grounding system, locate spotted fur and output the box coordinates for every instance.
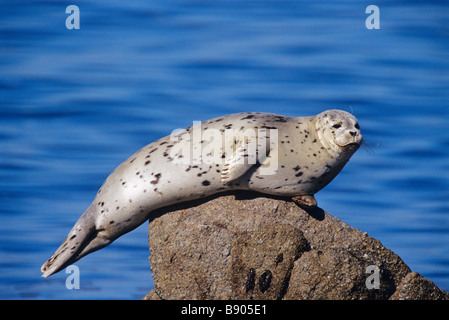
[41,110,362,277]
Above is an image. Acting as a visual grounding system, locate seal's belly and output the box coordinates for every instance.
[247,163,336,196]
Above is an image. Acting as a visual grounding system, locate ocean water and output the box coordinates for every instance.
[1,0,448,299]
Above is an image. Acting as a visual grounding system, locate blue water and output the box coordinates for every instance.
[1,0,448,299]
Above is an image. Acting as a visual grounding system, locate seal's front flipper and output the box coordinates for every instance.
[292,195,317,209]
[221,137,257,184]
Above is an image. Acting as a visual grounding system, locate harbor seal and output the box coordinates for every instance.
[41,109,362,277]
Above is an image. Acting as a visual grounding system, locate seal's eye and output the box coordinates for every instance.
[354,123,360,130]
[332,124,341,129]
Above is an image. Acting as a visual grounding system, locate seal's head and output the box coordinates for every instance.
[314,109,362,158]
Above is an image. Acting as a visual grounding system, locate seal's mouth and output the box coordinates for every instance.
[339,140,362,151]
[338,135,363,149]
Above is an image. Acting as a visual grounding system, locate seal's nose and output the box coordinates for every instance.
[349,131,357,137]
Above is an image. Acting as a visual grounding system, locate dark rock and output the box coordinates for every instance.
[390,272,449,300]
[143,194,448,300]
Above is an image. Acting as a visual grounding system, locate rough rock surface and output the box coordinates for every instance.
[143,193,448,300]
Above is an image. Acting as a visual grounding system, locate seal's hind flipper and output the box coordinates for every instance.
[41,205,110,277]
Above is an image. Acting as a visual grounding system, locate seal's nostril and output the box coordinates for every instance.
[349,131,357,137]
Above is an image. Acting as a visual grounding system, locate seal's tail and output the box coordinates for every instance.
[41,205,110,278]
